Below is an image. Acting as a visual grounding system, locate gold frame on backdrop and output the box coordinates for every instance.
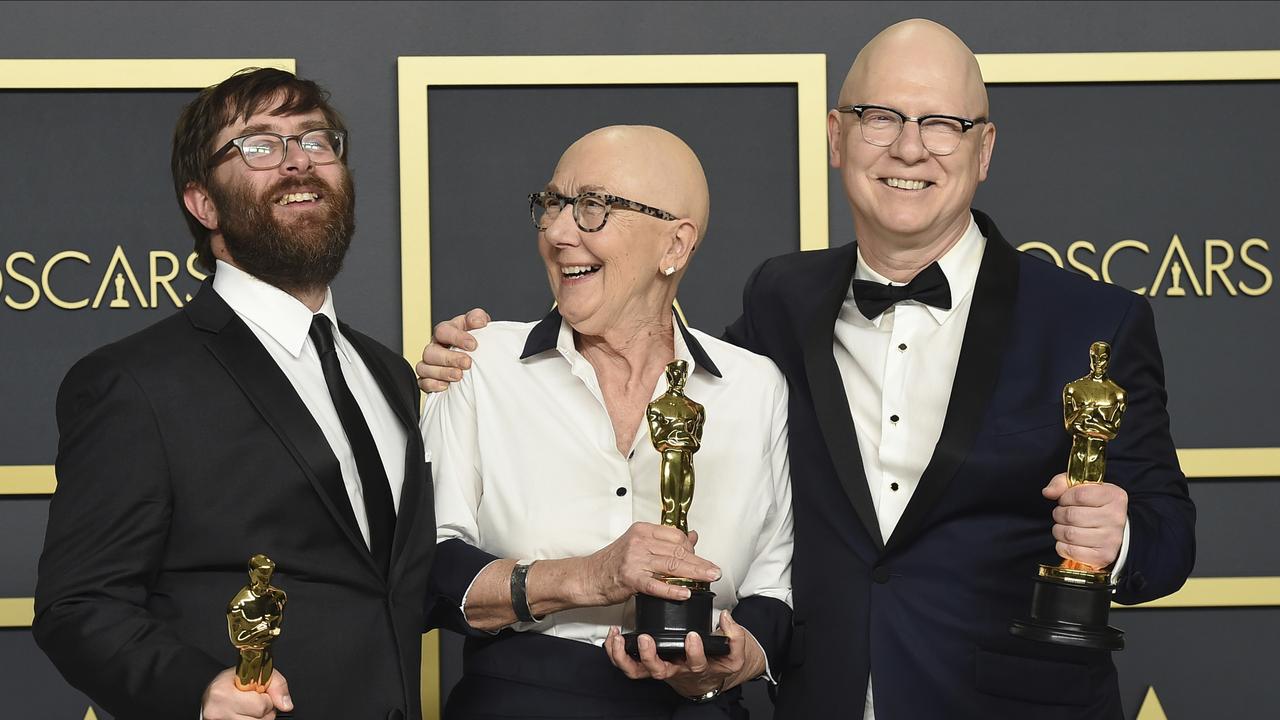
[396,52,827,719]
[396,54,830,366]
[0,58,296,629]
[976,49,1280,612]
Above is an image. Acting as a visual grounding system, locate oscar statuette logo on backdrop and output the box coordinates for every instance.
[0,246,208,311]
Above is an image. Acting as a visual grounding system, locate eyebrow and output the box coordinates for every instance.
[237,119,330,135]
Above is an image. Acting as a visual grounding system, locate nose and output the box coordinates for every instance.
[279,136,314,174]
[542,204,582,247]
[889,120,930,164]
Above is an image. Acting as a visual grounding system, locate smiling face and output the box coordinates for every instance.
[196,104,355,293]
[538,126,707,340]
[828,19,996,256]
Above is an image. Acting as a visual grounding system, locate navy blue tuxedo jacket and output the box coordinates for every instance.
[725,210,1194,719]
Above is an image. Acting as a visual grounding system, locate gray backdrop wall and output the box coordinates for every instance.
[2,2,1278,718]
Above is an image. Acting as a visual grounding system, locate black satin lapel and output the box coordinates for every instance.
[339,325,424,576]
[205,317,377,577]
[884,212,1021,553]
[801,243,883,550]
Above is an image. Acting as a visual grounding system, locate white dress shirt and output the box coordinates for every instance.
[212,261,407,547]
[422,312,793,653]
[832,214,1129,720]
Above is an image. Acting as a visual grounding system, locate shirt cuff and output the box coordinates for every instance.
[1110,517,1132,581]
[459,558,504,634]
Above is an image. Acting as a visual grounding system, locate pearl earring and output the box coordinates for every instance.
[663,266,676,276]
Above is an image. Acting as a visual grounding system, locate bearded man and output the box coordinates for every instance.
[33,68,435,720]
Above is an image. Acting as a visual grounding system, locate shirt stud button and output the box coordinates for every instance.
[898,343,907,351]
[890,414,900,423]
[890,482,899,491]
[616,487,628,497]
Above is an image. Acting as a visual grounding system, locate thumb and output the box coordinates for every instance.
[265,669,293,712]
[1042,472,1070,501]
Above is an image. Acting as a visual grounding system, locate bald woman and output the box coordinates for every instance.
[422,126,793,719]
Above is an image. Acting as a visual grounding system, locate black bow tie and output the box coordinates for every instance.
[851,261,952,320]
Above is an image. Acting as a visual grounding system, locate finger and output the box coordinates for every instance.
[464,308,492,330]
[420,342,472,371]
[684,631,709,673]
[1053,504,1123,530]
[640,574,694,601]
[265,670,293,712]
[434,318,478,351]
[415,359,465,383]
[417,377,449,394]
[1056,541,1114,568]
[1063,482,1128,509]
[653,554,721,584]
[1052,522,1109,548]
[1041,472,1069,500]
[605,627,648,679]
[687,529,699,547]
[637,634,673,679]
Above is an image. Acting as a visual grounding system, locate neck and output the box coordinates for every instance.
[854,212,971,283]
[216,253,328,312]
[290,286,328,312]
[576,311,674,386]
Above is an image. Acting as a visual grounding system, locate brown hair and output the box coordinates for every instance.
[170,67,348,272]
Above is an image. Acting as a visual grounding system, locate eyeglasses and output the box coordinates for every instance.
[528,191,678,233]
[835,104,987,156]
[209,128,347,170]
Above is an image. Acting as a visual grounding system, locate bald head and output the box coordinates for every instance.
[838,19,988,118]
[555,125,710,241]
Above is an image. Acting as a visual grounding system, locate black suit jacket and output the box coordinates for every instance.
[725,210,1195,719]
[34,282,436,720]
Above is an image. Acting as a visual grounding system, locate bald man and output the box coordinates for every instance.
[423,125,793,718]
[421,20,1193,720]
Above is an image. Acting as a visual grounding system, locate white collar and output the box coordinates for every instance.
[211,260,337,358]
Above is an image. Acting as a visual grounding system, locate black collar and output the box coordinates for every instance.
[519,306,723,379]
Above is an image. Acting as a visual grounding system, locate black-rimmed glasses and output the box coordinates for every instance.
[528,191,678,233]
[209,128,347,170]
[836,104,987,156]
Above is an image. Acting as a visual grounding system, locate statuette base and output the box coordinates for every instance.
[623,589,730,660]
[1010,568,1124,651]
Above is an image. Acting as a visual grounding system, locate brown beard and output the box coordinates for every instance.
[209,169,356,295]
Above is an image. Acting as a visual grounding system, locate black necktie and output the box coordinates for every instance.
[851,261,953,320]
[309,315,396,574]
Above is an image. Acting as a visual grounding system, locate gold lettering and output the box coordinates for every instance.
[1017,241,1063,267]
[1203,240,1237,297]
[1066,241,1100,281]
[91,246,149,309]
[4,252,40,310]
[41,251,92,310]
[1238,238,1272,296]
[1101,240,1149,295]
[1149,234,1205,297]
[185,252,208,302]
[150,251,183,308]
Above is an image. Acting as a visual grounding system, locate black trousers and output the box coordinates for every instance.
[444,631,749,720]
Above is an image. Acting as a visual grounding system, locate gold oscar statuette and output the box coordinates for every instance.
[623,360,729,660]
[1010,341,1126,650]
[227,554,288,692]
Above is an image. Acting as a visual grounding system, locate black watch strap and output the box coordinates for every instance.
[510,561,541,623]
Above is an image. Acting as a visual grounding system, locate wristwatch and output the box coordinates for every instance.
[689,686,722,704]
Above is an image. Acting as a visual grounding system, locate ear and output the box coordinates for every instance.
[183,182,219,231]
[976,121,996,183]
[660,220,699,275]
[827,109,845,169]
